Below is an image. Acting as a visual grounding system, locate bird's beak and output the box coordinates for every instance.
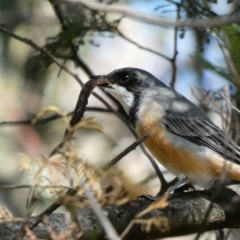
[89,75,114,88]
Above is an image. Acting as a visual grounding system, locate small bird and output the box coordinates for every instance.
[92,68,240,192]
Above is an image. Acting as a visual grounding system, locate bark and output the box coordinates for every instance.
[1,186,240,240]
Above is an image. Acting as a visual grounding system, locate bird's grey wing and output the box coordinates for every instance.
[163,109,240,163]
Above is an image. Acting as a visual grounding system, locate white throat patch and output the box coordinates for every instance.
[105,85,134,114]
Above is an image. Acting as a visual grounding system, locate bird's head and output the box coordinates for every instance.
[91,68,158,115]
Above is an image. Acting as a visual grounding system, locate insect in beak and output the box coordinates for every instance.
[89,75,114,88]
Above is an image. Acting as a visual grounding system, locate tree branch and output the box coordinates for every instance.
[2,186,240,240]
[56,0,240,28]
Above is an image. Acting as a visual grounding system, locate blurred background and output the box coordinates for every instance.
[0,0,240,239]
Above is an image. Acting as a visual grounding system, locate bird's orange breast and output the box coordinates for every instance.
[136,116,209,179]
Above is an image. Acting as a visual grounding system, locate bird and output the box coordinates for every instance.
[91,68,240,193]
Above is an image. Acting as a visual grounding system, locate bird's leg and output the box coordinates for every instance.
[156,177,178,196]
[165,176,188,194]
[138,177,190,202]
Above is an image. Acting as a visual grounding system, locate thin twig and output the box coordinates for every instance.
[117,29,171,60]
[82,183,119,240]
[30,188,78,230]
[0,25,83,86]
[214,91,240,114]
[0,108,111,127]
[102,134,148,171]
[48,0,68,29]
[169,2,179,89]
[10,188,78,240]
[0,184,71,190]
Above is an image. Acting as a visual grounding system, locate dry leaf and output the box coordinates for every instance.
[31,105,68,126]
[18,153,34,172]
[73,117,103,132]
[136,194,168,218]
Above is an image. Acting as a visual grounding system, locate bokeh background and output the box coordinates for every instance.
[0,0,240,239]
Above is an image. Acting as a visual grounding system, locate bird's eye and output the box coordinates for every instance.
[121,74,130,83]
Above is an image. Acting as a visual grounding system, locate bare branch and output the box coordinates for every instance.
[82,183,119,240]
[117,29,171,60]
[169,2,179,89]
[102,134,148,171]
[3,186,240,240]
[0,108,111,127]
[0,184,70,190]
[10,188,78,240]
[55,0,240,28]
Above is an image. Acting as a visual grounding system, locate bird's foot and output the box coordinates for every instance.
[173,183,195,193]
[138,177,194,201]
[137,194,156,202]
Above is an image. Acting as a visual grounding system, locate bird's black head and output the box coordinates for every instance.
[106,68,156,93]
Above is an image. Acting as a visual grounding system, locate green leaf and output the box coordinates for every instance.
[223,24,240,77]
[195,53,232,81]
